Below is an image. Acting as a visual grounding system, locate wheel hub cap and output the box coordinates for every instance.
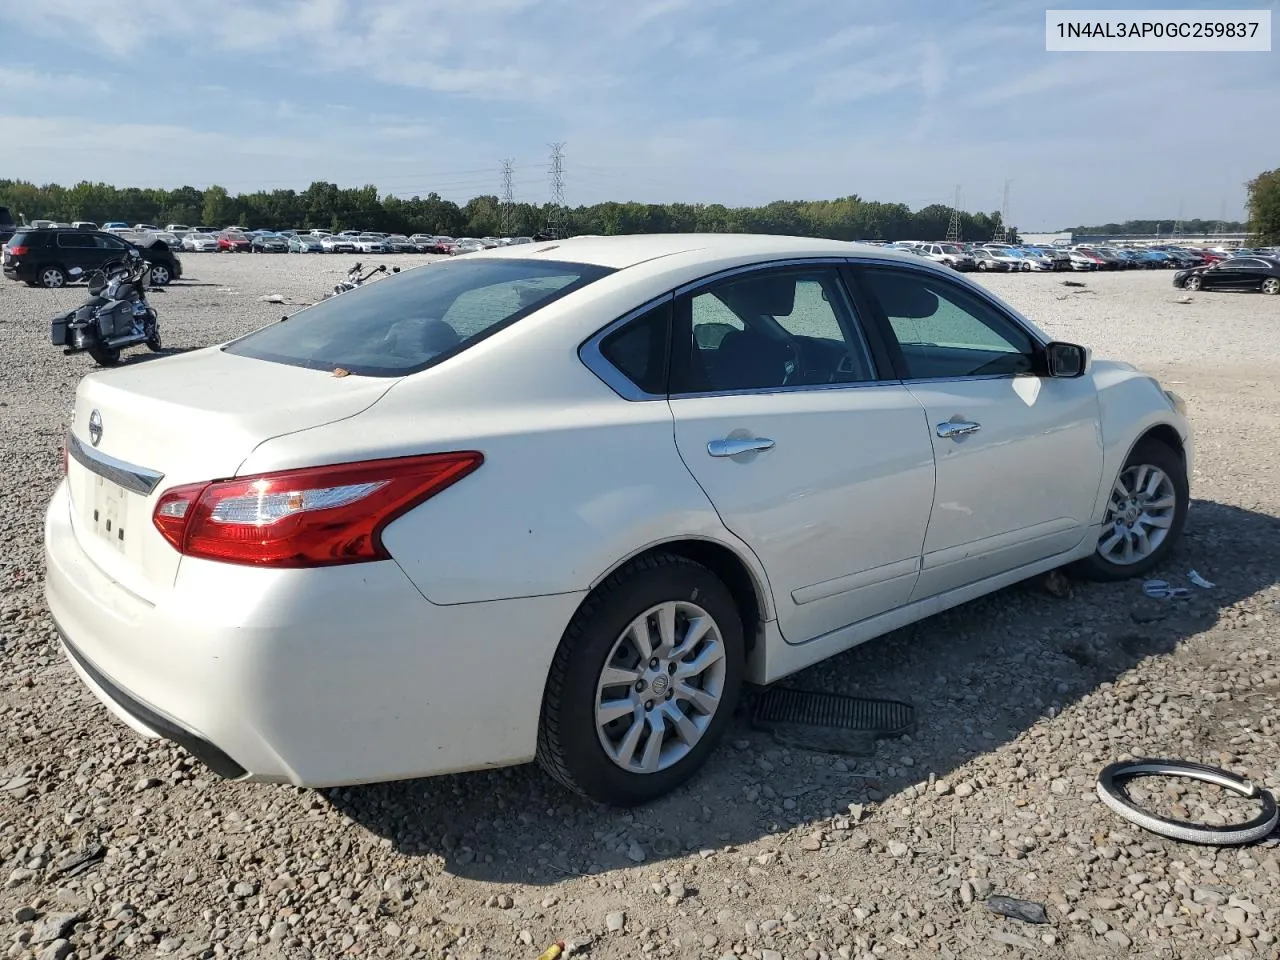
[595,600,727,774]
[1097,463,1177,565]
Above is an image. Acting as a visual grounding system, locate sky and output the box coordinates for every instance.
[0,0,1275,229]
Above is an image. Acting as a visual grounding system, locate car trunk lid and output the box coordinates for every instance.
[64,347,395,602]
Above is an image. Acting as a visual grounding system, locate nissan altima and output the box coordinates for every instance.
[46,234,1192,805]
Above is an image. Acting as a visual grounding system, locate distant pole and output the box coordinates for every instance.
[1173,200,1184,239]
[548,142,566,239]
[945,185,962,243]
[995,179,1012,242]
[500,158,514,237]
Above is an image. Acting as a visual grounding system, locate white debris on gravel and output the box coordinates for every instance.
[1,256,1278,959]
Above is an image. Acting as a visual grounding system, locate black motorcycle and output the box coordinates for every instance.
[50,252,162,366]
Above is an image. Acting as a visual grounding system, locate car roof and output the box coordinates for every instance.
[464,232,921,271]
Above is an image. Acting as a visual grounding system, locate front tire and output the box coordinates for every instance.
[39,265,67,288]
[149,264,171,286]
[537,553,745,806]
[1184,275,1202,291]
[1262,278,1279,295]
[1072,438,1188,582]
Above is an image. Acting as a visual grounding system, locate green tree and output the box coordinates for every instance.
[202,185,234,228]
[1246,168,1280,245]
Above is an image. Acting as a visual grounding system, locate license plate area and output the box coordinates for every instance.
[90,474,130,552]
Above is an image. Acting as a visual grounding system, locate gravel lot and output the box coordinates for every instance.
[2,255,1278,960]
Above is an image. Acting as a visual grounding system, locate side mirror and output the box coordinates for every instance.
[1044,341,1089,378]
[392,266,401,273]
[378,265,387,272]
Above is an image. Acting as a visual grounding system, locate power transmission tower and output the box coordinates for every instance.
[547,142,566,239]
[994,179,1011,242]
[945,185,962,243]
[500,158,514,237]
[1172,199,1184,238]
[1214,198,1226,237]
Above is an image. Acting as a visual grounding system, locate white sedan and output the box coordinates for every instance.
[45,234,1191,805]
[182,233,220,252]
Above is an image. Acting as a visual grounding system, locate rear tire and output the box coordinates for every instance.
[148,263,172,286]
[87,343,121,366]
[1262,278,1279,295]
[1072,438,1188,582]
[537,552,745,806]
[39,265,67,288]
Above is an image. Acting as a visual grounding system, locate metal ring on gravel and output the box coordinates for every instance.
[1096,759,1278,846]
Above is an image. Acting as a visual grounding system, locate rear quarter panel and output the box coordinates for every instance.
[236,275,777,610]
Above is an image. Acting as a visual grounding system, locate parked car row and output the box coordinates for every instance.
[887,239,1280,275]
[173,228,537,255]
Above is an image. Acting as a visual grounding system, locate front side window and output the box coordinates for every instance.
[672,267,876,394]
[856,267,1037,380]
[224,258,613,377]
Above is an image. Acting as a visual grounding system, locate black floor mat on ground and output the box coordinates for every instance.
[750,686,916,755]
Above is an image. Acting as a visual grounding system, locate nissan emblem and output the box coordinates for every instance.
[88,409,103,447]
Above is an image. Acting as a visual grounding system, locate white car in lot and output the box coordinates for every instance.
[181,233,220,252]
[46,234,1191,805]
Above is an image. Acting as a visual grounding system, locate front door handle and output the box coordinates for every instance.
[708,437,775,458]
[937,420,981,439]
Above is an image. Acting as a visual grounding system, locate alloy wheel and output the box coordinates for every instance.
[595,600,728,774]
[1097,463,1178,565]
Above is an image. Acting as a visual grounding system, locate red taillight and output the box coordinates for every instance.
[151,452,482,568]
[8,245,28,256]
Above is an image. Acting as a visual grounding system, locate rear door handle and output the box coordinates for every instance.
[708,437,775,457]
[937,420,981,439]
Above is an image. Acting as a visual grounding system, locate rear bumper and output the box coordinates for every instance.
[56,624,247,778]
[44,480,584,787]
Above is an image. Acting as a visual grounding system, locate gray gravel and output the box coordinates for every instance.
[2,255,1278,959]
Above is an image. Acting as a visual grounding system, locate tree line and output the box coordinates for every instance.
[1063,218,1248,235]
[0,178,1013,242]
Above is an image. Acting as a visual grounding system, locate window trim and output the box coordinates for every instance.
[578,294,675,401]
[846,261,1051,385]
[579,255,1056,400]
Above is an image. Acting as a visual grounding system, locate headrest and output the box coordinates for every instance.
[420,319,460,357]
[719,275,797,318]
[870,275,939,319]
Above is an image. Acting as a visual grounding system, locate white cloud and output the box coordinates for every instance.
[0,0,1273,227]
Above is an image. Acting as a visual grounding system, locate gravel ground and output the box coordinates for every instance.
[1,255,1278,960]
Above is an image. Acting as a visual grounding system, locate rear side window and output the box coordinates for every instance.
[598,301,672,395]
[57,232,95,248]
[224,258,614,377]
[7,232,40,248]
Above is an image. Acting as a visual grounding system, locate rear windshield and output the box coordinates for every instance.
[224,257,614,376]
